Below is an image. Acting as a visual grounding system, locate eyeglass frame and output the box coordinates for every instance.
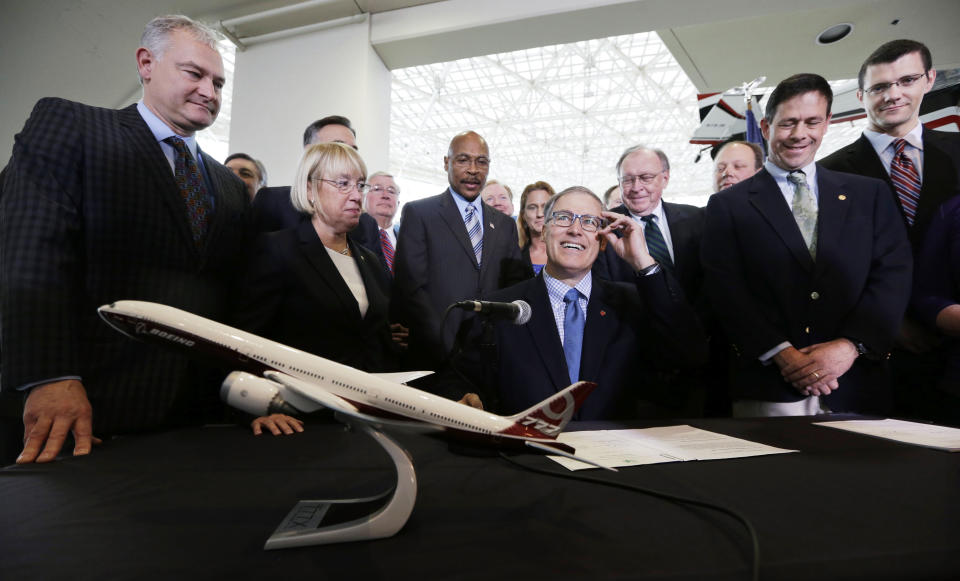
[546,210,608,232]
[618,172,666,188]
[368,184,399,196]
[862,72,929,97]
[311,177,370,195]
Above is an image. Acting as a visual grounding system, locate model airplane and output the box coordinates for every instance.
[97,300,606,467]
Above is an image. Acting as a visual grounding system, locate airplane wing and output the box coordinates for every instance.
[370,370,434,384]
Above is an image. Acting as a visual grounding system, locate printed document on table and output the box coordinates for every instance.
[549,425,797,471]
[814,418,960,451]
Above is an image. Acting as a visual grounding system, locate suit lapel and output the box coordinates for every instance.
[813,166,850,277]
[848,134,892,186]
[579,275,614,383]
[749,169,815,272]
[478,203,501,279]
[298,221,362,320]
[437,190,480,269]
[525,276,570,391]
[118,105,201,254]
[662,202,689,272]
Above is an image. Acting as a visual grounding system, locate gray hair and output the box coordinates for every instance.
[615,145,670,177]
[139,15,220,82]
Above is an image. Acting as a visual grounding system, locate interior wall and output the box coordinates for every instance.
[228,19,391,187]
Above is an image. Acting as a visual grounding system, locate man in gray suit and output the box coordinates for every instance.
[393,131,530,370]
[1,15,249,463]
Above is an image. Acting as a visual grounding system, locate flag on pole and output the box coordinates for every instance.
[745,99,765,156]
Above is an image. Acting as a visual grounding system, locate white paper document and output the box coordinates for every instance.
[549,425,797,471]
[814,418,960,452]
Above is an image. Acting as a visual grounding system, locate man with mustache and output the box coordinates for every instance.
[820,39,960,421]
[1,15,250,464]
[393,131,531,370]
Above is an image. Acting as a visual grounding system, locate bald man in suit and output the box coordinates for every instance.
[393,131,531,371]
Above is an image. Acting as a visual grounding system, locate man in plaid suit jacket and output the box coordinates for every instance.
[0,15,250,463]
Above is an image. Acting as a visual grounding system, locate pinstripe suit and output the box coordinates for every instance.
[0,98,250,433]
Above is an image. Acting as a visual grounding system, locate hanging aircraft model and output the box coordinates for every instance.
[691,69,960,149]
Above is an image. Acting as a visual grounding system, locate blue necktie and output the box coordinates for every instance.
[465,204,482,267]
[563,288,585,385]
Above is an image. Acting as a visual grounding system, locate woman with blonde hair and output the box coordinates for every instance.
[234,143,396,435]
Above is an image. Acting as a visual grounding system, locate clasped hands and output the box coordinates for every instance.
[774,339,858,396]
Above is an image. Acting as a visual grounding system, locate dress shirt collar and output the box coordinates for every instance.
[863,122,924,156]
[542,268,592,304]
[448,186,483,220]
[137,100,199,159]
[626,199,666,225]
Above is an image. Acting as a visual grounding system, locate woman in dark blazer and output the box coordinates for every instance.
[234,143,396,434]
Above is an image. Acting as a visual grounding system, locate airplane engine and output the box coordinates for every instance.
[221,371,301,417]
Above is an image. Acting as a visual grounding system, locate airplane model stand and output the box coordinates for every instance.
[264,422,417,550]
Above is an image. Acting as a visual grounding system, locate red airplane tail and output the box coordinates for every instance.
[498,381,597,440]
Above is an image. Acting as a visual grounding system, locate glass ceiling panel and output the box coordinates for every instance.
[389,31,866,209]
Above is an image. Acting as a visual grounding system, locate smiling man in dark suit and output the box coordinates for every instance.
[820,39,960,419]
[703,73,912,417]
[596,146,704,301]
[455,187,707,419]
[593,145,709,416]
[393,131,531,370]
[1,15,250,463]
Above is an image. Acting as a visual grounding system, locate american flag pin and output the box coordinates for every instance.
[600,310,606,317]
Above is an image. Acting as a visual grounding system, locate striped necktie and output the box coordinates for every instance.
[465,204,482,267]
[890,138,921,226]
[164,136,210,246]
[640,215,673,269]
[563,288,585,385]
[787,170,818,259]
[379,228,395,274]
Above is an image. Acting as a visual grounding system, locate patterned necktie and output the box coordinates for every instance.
[787,171,818,259]
[889,138,921,226]
[562,288,585,385]
[640,215,674,269]
[379,228,395,274]
[164,136,210,245]
[465,204,483,267]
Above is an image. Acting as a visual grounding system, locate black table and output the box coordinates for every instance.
[2,416,958,580]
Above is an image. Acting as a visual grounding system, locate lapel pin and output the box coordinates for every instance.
[490,223,495,229]
[838,194,847,201]
[600,310,606,317]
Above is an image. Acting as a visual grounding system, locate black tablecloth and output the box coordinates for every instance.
[2,416,959,580]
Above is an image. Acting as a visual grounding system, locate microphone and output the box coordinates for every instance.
[454,299,531,325]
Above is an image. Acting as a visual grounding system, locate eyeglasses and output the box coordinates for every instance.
[863,73,928,96]
[451,154,490,169]
[312,178,370,195]
[369,185,399,196]
[547,211,607,232]
[619,173,663,187]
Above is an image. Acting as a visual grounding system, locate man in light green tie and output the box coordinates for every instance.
[701,73,912,417]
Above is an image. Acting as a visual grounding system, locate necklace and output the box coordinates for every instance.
[337,247,350,256]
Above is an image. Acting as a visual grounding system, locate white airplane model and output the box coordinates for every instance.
[97,300,606,467]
